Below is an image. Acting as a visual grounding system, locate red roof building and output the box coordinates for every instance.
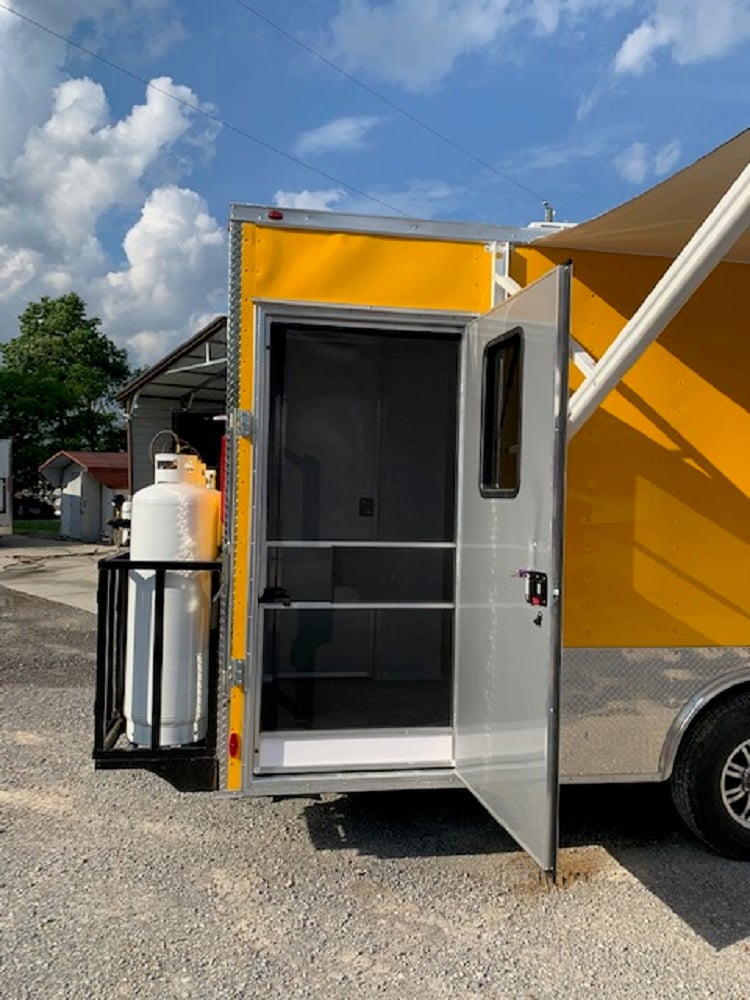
[39,450,129,542]
[40,451,129,491]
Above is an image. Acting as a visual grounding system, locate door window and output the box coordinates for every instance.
[480,329,522,498]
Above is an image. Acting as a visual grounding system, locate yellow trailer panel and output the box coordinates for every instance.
[230,225,496,663]
[516,247,750,648]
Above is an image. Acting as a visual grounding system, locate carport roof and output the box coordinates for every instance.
[39,451,129,490]
[117,315,227,409]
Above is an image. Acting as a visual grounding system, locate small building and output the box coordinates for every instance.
[117,315,227,493]
[39,451,129,542]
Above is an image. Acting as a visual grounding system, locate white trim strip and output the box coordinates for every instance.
[266,540,456,548]
[257,731,454,772]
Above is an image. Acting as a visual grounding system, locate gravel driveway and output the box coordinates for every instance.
[1,585,749,999]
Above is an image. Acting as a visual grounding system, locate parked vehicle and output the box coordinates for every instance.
[13,494,55,520]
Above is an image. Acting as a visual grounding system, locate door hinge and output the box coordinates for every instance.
[230,658,245,687]
[234,408,254,440]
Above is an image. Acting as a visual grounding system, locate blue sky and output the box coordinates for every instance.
[0,0,748,363]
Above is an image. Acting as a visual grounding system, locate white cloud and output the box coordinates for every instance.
[613,139,682,183]
[274,188,348,210]
[97,186,226,363]
[0,1,224,365]
[370,179,461,217]
[326,0,515,91]
[0,247,41,301]
[324,0,633,91]
[614,142,649,184]
[614,0,750,74]
[2,76,212,253]
[323,1,749,92]
[0,72,224,363]
[576,91,597,121]
[274,179,460,218]
[79,0,185,60]
[518,134,613,171]
[532,0,561,35]
[615,21,667,74]
[294,116,384,156]
[0,1,182,174]
[653,139,681,176]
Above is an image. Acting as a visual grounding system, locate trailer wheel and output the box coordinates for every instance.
[671,691,750,860]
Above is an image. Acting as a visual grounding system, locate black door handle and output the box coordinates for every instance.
[259,586,292,607]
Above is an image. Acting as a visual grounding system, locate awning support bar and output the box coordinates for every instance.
[567,161,750,438]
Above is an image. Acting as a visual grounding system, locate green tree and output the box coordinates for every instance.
[0,293,132,490]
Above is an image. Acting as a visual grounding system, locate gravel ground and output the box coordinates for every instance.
[1,585,749,1000]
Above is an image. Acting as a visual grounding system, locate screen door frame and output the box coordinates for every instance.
[243,301,474,784]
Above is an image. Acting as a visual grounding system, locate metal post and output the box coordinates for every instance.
[568,161,750,437]
[150,569,166,752]
[114,566,128,714]
[205,572,221,753]
[93,565,110,754]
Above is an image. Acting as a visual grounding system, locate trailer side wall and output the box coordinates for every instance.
[515,247,750,649]
[515,247,750,779]
[229,224,495,662]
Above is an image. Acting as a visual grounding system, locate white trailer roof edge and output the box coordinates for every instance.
[229,202,559,246]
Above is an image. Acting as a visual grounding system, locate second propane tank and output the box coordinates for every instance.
[123,453,220,746]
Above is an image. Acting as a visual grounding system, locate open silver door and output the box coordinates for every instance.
[455,264,570,877]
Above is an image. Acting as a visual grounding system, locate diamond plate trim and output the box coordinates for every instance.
[226,219,242,413]
[216,219,245,783]
[560,646,750,779]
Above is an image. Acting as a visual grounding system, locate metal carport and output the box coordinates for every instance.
[118,316,227,492]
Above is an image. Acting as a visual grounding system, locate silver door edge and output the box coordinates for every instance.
[546,262,572,878]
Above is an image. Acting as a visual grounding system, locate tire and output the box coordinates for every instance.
[671,690,750,859]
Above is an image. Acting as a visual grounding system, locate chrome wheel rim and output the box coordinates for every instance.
[721,739,750,830]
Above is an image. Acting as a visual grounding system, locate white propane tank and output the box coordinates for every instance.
[120,499,132,547]
[123,453,220,746]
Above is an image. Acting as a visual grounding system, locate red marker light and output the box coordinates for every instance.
[268,209,284,220]
[228,731,240,758]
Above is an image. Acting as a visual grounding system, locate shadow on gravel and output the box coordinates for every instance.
[561,784,750,951]
[303,784,750,950]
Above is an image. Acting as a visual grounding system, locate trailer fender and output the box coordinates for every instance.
[659,668,750,779]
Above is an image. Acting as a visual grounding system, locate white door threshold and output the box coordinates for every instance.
[256,729,453,773]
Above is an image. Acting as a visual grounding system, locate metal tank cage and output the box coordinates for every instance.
[93,553,223,791]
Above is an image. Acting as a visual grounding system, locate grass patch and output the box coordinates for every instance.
[13,519,61,536]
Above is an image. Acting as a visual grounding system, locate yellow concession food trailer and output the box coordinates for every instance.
[94,131,750,877]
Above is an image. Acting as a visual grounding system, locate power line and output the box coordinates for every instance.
[231,0,550,208]
[0,2,409,216]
